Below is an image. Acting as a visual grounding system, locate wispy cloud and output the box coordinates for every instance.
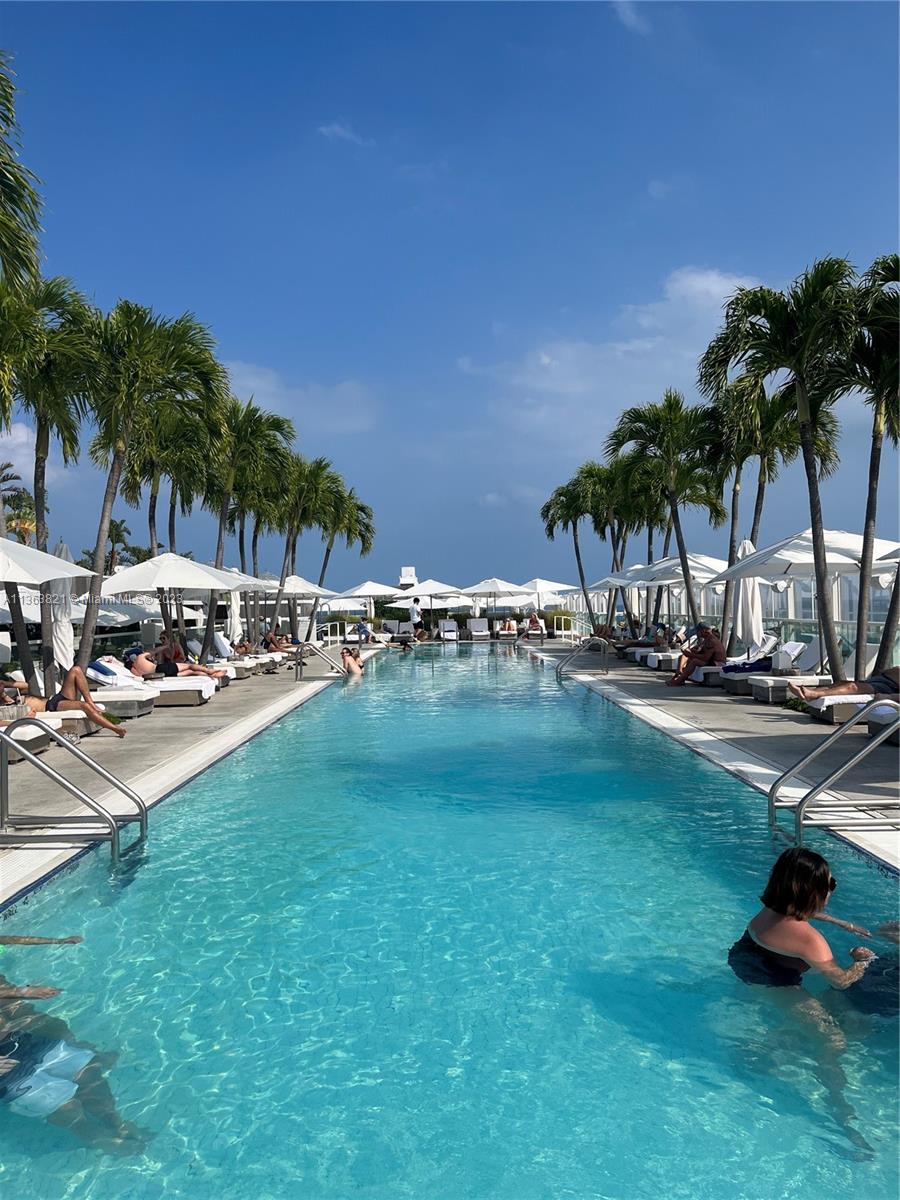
[316,121,375,148]
[457,266,757,451]
[612,1,651,36]
[0,422,63,485]
[226,362,377,434]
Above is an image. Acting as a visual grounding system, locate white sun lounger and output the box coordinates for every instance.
[467,619,490,641]
[493,621,517,640]
[522,619,547,641]
[88,657,216,705]
[692,633,780,687]
[438,619,459,641]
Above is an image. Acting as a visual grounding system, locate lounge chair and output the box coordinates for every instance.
[185,639,246,680]
[493,621,517,640]
[691,633,780,688]
[467,618,490,641]
[522,619,547,641]
[867,702,900,746]
[744,641,824,703]
[87,657,216,706]
[646,635,699,671]
[438,619,459,642]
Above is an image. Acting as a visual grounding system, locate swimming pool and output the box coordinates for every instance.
[0,645,896,1198]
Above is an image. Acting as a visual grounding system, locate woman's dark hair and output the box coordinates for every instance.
[761,847,833,919]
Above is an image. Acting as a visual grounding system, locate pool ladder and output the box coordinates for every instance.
[294,642,347,682]
[768,698,900,844]
[556,636,610,681]
[0,718,148,864]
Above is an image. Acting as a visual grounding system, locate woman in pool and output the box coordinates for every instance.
[729,847,876,989]
[340,647,363,675]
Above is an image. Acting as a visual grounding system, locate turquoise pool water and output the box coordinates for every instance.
[0,646,897,1199]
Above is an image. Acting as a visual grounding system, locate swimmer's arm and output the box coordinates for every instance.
[812,913,871,938]
[0,985,61,999]
[0,935,82,946]
[803,929,874,989]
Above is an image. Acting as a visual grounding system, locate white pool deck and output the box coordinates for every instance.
[528,643,900,874]
[0,638,896,912]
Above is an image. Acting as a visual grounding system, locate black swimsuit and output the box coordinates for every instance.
[728,929,808,988]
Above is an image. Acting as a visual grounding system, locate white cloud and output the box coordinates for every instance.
[459,266,758,451]
[612,1,651,36]
[479,491,508,508]
[226,362,377,434]
[0,422,66,487]
[317,122,375,148]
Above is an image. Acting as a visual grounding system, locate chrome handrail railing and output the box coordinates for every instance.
[295,641,348,681]
[556,636,610,680]
[0,718,151,863]
[767,698,900,843]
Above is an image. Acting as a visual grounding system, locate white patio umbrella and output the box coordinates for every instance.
[226,590,243,644]
[334,580,400,621]
[387,578,462,626]
[706,529,900,584]
[732,539,763,651]
[101,553,236,595]
[320,596,366,612]
[0,535,94,587]
[518,578,576,609]
[640,554,728,586]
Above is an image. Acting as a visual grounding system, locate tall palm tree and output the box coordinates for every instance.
[842,254,899,675]
[540,480,600,633]
[76,302,228,668]
[698,258,859,678]
[303,486,376,641]
[616,452,671,631]
[5,487,35,543]
[4,276,91,691]
[269,455,343,634]
[0,53,40,293]
[197,397,294,660]
[606,390,722,626]
[105,517,131,573]
[574,459,641,632]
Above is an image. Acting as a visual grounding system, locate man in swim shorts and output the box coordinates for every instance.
[789,664,899,702]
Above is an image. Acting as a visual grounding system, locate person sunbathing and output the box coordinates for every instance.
[7,666,127,738]
[788,665,899,703]
[156,632,185,663]
[126,649,228,681]
[666,624,725,686]
[232,638,254,656]
[262,624,292,652]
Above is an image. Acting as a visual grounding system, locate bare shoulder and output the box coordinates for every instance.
[796,922,833,962]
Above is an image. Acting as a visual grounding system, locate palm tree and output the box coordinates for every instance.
[269,455,343,635]
[3,276,90,690]
[0,53,40,293]
[606,390,723,626]
[540,480,600,633]
[698,258,859,678]
[842,254,899,675]
[5,487,35,543]
[616,452,671,631]
[573,459,642,632]
[105,517,131,574]
[197,396,294,660]
[76,302,228,668]
[303,486,376,641]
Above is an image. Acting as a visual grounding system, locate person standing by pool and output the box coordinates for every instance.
[409,596,423,632]
[729,848,876,989]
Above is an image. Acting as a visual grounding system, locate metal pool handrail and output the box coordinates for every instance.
[767,698,900,844]
[556,636,610,681]
[295,642,348,681]
[0,717,150,862]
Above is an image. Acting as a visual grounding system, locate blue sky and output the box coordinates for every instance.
[2,1,897,589]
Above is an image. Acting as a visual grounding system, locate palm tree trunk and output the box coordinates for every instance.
[874,564,899,674]
[34,418,57,695]
[238,517,252,642]
[749,462,767,548]
[303,535,335,642]
[796,382,844,680]
[269,530,292,635]
[615,529,638,636]
[723,466,742,654]
[251,520,261,645]
[148,477,160,557]
[76,445,127,669]
[198,490,230,663]
[667,490,699,626]
[288,537,299,640]
[168,485,178,554]
[651,521,673,626]
[572,524,599,633]
[644,526,654,637]
[853,403,883,677]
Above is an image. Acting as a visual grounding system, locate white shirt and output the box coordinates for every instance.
[409,604,422,623]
